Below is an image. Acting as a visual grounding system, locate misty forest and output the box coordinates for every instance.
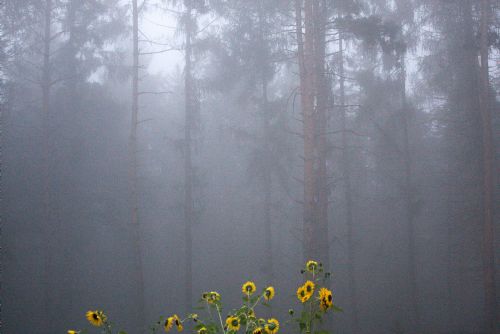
[1,0,499,333]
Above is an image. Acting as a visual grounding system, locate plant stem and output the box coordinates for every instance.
[216,304,226,334]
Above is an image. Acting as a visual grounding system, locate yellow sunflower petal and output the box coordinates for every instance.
[304,280,315,295]
[264,286,275,301]
[253,327,263,334]
[242,281,257,295]
[265,318,279,334]
[306,260,318,273]
[86,310,103,327]
[225,316,240,331]
[164,317,175,332]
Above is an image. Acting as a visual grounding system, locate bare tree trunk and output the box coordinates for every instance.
[296,0,329,263]
[297,0,316,261]
[478,1,498,332]
[183,1,194,314]
[63,0,78,316]
[339,31,359,334]
[312,0,329,266]
[41,1,53,332]
[130,0,146,331]
[399,51,420,333]
[258,0,273,283]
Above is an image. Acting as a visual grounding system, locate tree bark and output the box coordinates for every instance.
[296,0,329,264]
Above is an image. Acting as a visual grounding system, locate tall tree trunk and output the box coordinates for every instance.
[296,0,329,263]
[339,31,359,334]
[312,0,329,267]
[258,0,273,283]
[63,0,78,316]
[42,1,53,333]
[478,1,498,332]
[183,1,194,314]
[130,0,146,331]
[400,52,420,333]
[297,0,316,261]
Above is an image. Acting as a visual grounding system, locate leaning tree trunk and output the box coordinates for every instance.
[129,0,146,331]
[478,0,498,332]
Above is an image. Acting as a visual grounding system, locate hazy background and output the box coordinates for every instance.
[1,1,499,334]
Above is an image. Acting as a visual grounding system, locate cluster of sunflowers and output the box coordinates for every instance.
[68,261,340,334]
[169,281,279,334]
[290,261,340,334]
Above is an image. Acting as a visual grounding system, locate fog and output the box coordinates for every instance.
[1,1,499,334]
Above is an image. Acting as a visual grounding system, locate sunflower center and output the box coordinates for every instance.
[306,285,311,292]
[328,295,332,302]
[232,319,239,326]
[268,324,276,330]
[93,314,98,320]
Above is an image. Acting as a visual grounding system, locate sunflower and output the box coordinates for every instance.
[86,310,104,327]
[67,330,79,334]
[226,316,240,331]
[248,309,255,318]
[204,291,220,304]
[198,326,207,334]
[209,291,221,303]
[264,318,279,334]
[305,260,318,273]
[296,286,310,303]
[303,280,315,296]
[242,281,256,295]
[165,317,175,332]
[318,287,333,311]
[253,327,263,334]
[174,314,184,332]
[264,286,275,301]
